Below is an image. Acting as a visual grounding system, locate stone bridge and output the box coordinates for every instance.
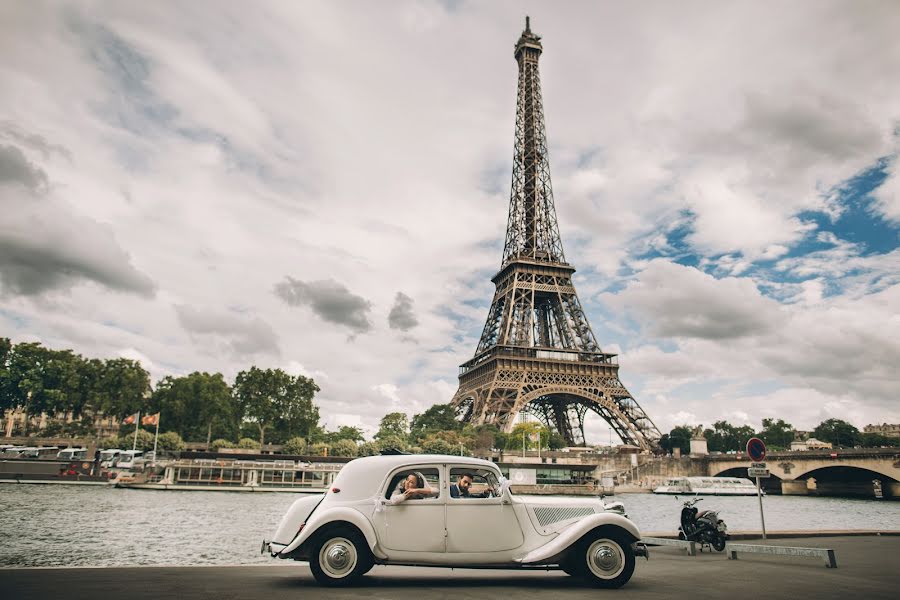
[705,448,900,498]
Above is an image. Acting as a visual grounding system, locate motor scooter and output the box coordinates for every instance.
[676,496,727,551]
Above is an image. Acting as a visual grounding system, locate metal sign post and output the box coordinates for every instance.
[755,475,766,539]
[746,438,768,540]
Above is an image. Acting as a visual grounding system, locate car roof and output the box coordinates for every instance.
[330,454,499,501]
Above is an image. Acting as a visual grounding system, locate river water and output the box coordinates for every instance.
[1,485,898,567]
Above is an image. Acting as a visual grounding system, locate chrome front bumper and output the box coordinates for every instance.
[633,542,650,560]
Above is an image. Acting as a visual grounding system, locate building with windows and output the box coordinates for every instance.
[864,423,900,438]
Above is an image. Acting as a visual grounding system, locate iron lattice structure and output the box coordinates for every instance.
[451,18,661,450]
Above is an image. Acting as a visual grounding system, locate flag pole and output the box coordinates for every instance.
[152,415,160,462]
[132,411,140,452]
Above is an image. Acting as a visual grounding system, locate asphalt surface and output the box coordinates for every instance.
[3,536,899,600]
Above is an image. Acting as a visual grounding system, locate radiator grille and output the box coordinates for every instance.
[533,506,595,527]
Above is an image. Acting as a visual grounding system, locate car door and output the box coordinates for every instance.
[373,465,446,553]
[445,466,524,553]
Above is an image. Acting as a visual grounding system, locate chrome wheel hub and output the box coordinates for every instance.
[319,537,357,578]
[587,539,625,579]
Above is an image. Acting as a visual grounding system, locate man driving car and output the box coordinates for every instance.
[450,472,475,498]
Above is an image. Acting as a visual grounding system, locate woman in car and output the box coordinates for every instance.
[390,471,435,504]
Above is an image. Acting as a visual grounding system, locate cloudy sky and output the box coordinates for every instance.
[2,1,898,442]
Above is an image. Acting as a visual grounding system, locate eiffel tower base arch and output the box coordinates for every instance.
[451,359,657,451]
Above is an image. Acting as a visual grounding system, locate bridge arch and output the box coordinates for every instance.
[792,464,899,483]
[794,465,898,499]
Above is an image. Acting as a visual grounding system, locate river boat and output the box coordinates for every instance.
[115,457,343,492]
[652,476,762,496]
[0,457,115,486]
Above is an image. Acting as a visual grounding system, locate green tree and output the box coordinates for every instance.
[97,358,151,419]
[375,412,409,441]
[660,426,692,455]
[467,423,501,450]
[417,429,474,453]
[758,418,795,450]
[860,433,900,448]
[233,367,320,446]
[156,431,186,452]
[330,439,358,457]
[309,442,330,456]
[152,372,235,446]
[357,441,380,456]
[116,429,154,451]
[376,434,409,452]
[0,338,11,409]
[273,374,321,442]
[813,419,861,448]
[421,435,469,455]
[210,438,234,451]
[547,430,566,450]
[323,426,365,444]
[282,436,308,454]
[410,404,461,442]
[1,343,86,418]
[237,437,261,449]
[507,422,551,451]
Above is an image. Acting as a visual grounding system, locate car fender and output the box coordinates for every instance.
[270,494,325,545]
[518,513,641,564]
[281,505,382,558]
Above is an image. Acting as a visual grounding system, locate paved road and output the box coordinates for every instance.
[3,536,899,600]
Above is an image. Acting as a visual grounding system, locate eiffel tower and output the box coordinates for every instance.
[451,18,661,450]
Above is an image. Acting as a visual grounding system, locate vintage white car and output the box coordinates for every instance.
[263,454,646,588]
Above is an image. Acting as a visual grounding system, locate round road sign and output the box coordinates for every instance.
[746,437,767,462]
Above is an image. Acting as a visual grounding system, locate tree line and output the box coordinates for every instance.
[5,338,895,456]
[659,417,899,456]
[0,338,319,447]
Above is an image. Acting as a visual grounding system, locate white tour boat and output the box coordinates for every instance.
[653,476,762,496]
[116,457,343,492]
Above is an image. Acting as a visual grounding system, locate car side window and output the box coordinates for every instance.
[384,467,442,501]
[449,467,500,499]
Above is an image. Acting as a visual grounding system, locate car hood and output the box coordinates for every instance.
[516,495,607,509]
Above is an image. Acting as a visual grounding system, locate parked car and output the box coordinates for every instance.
[263,454,646,588]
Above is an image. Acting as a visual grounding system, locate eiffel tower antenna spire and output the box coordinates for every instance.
[451,20,661,450]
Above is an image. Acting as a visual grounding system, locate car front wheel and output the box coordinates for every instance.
[576,532,636,588]
[309,528,372,587]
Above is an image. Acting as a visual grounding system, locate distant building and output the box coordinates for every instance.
[790,438,832,451]
[2,407,120,439]
[864,423,900,438]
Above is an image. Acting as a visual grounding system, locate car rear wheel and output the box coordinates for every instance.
[576,532,635,588]
[309,527,372,587]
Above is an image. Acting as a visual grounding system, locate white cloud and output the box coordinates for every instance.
[603,259,782,340]
[603,259,900,431]
[873,160,900,223]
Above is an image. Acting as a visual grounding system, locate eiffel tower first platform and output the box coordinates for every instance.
[451,18,661,451]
